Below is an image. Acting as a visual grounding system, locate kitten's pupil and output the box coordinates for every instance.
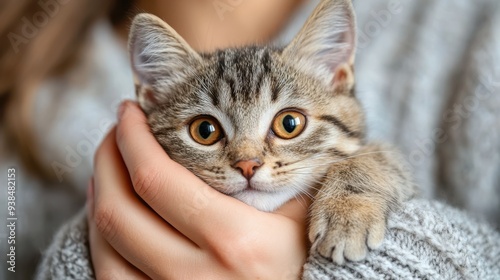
[283,115,298,133]
[199,121,215,139]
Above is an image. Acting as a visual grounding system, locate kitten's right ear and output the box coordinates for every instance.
[283,0,356,90]
[129,13,202,113]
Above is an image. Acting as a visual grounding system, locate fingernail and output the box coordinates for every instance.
[118,101,128,120]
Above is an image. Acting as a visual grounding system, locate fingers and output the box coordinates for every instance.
[87,179,149,280]
[115,101,257,248]
[92,129,203,278]
[92,106,311,279]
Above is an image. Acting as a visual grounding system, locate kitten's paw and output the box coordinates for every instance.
[308,205,386,265]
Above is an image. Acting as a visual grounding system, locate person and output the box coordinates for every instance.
[0,0,499,279]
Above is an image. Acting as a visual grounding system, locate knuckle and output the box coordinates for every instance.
[131,164,162,201]
[214,232,263,270]
[93,203,119,242]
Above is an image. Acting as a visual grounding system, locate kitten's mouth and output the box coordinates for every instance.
[240,186,261,193]
[225,183,271,196]
[225,187,258,196]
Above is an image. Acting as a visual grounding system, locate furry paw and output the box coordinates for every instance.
[308,202,386,265]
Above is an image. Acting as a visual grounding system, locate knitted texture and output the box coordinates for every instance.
[303,199,500,279]
[35,210,94,280]
[36,199,500,280]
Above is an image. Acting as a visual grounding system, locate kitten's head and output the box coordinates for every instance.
[129,0,364,211]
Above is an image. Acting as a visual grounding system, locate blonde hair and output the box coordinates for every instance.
[0,0,130,179]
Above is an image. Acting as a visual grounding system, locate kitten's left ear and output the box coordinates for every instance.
[129,13,202,113]
[283,0,356,89]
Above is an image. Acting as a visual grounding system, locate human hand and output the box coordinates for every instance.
[88,101,311,279]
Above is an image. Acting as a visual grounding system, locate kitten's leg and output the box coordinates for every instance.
[309,143,415,264]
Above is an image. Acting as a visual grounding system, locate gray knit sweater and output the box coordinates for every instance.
[36,199,500,279]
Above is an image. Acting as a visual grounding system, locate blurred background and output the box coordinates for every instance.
[1,0,499,279]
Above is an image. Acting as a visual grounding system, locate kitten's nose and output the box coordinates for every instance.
[232,159,262,180]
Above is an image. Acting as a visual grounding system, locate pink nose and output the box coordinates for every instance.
[232,159,262,180]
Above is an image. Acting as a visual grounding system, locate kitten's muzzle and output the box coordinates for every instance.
[232,159,263,180]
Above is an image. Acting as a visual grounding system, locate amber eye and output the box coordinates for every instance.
[189,116,223,145]
[272,110,307,139]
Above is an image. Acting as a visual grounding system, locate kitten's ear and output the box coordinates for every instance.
[129,13,202,112]
[283,0,356,89]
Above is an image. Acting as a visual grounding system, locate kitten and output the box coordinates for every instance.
[128,0,414,264]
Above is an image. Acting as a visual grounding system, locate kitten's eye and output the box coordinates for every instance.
[189,116,223,145]
[272,110,306,139]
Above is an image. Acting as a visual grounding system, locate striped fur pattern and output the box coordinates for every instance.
[129,0,414,264]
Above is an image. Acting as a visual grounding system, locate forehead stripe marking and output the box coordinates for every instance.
[270,76,281,102]
[262,49,271,74]
[210,80,220,106]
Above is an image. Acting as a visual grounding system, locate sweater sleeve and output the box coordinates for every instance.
[303,199,500,279]
[36,199,500,280]
[35,210,94,280]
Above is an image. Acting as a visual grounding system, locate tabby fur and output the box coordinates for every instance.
[129,0,415,264]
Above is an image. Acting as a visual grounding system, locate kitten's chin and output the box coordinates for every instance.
[231,189,297,212]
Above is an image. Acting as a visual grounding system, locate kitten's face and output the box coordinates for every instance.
[130,0,361,211]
